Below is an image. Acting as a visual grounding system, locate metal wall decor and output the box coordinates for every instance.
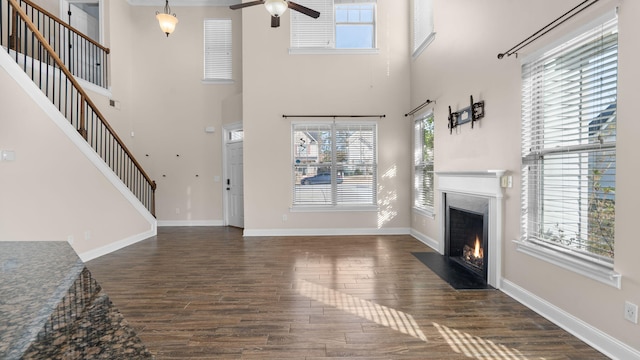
[448,95,485,134]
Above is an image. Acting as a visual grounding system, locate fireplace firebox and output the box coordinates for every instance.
[444,193,489,281]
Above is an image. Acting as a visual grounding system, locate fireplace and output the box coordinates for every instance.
[437,171,505,288]
[444,193,489,281]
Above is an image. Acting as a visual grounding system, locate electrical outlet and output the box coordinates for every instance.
[624,301,638,324]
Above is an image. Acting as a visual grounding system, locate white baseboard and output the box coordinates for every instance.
[157,220,224,227]
[501,279,640,360]
[78,226,156,262]
[410,229,440,252]
[242,227,411,237]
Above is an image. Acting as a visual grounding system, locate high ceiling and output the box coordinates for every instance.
[127,0,237,6]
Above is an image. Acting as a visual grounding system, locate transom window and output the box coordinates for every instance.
[520,15,618,286]
[292,122,377,207]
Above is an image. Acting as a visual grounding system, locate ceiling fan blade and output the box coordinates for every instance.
[271,15,280,28]
[229,0,264,10]
[288,1,320,18]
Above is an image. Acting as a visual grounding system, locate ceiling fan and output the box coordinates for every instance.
[230,0,320,28]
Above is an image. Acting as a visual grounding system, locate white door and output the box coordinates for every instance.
[226,141,244,228]
[61,0,102,84]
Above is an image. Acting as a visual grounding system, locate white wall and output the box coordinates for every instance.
[0,55,153,259]
[241,1,411,234]
[98,1,243,224]
[411,0,640,354]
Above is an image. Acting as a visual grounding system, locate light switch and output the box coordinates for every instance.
[1,150,16,161]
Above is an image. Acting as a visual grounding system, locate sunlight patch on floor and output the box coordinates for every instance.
[433,322,530,359]
[298,279,427,342]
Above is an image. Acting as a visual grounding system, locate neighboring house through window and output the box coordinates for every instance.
[414,111,434,214]
[293,122,377,207]
[290,0,377,52]
[203,19,232,83]
[519,15,619,287]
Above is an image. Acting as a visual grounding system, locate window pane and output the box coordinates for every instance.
[521,17,617,261]
[336,25,374,48]
[414,113,434,211]
[293,123,377,207]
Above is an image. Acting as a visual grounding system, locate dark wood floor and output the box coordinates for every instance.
[86,227,607,359]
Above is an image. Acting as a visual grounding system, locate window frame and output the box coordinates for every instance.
[291,121,378,211]
[516,13,620,288]
[413,110,435,216]
[290,0,379,55]
[202,18,233,84]
[412,0,436,58]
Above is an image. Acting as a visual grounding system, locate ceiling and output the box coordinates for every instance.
[127,0,237,6]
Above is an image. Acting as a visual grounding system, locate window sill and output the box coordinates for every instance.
[514,239,621,289]
[201,78,234,85]
[291,205,378,213]
[288,48,380,55]
[413,206,435,219]
[412,32,436,59]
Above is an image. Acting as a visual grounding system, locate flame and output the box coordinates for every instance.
[474,236,483,258]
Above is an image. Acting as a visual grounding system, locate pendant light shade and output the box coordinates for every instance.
[156,0,178,37]
[264,0,288,17]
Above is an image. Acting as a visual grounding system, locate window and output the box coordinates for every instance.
[293,122,377,207]
[413,0,435,57]
[203,19,232,82]
[335,3,375,49]
[290,0,376,52]
[520,16,618,285]
[414,112,434,213]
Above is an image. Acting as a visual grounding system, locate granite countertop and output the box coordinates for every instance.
[0,241,85,359]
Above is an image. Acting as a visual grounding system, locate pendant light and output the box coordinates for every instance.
[156,0,178,37]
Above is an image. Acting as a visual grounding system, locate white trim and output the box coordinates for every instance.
[436,171,506,289]
[515,240,621,289]
[412,206,435,219]
[501,279,640,360]
[78,227,156,262]
[243,227,410,237]
[0,50,156,227]
[157,220,224,227]
[410,228,438,251]
[288,48,380,55]
[202,79,234,85]
[412,32,435,59]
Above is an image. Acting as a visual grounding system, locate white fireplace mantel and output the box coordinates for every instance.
[436,171,506,288]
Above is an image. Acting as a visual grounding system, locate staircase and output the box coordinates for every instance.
[0,0,156,216]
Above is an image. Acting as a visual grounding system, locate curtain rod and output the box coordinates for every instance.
[282,115,386,119]
[405,99,433,117]
[497,0,600,59]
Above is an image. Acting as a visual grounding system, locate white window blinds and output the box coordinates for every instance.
[521,17,617,263]
[293,122,377,206]
[291,0,335,49]
[290,0,376,50]
[413,0,434,57]
[204,19,232,81]
[414,112,434,211]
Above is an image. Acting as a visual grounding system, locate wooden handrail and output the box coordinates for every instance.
[16,0,110,54]
[8,0,156,194]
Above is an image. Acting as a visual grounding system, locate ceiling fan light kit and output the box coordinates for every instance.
[264,0,288,17]
[230,0,320,28]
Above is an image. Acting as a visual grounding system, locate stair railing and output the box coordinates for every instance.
[1,0,156,216]
[5,0,109,88]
